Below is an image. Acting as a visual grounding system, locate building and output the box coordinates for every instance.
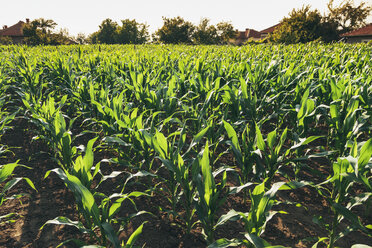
[340,23,372,43]
[234,28,261,45]
[234,23,282,45]
[259,23,282,39]
[0,19,29,44]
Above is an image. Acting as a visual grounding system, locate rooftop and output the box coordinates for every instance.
[260,23,282,34]
[341,23,372,37]
[0,21,25,37]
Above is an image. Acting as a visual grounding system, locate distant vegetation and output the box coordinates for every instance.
[269,0,372,44]
[1,0,370,45]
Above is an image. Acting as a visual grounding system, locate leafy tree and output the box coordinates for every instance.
[216,21,237,44]
[34,18,57,34]
[154,16,195,44]
[23,18,70,45]
[75,33,88,44]
[95,18,118,44]
[327,0,372,34]
[270,1,372,44]
[269,6,325,44]
[88,31,99,44]
[116,19,149,44]
[192,18,219,45]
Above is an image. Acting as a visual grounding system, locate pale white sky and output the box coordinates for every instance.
[1,0,371,36]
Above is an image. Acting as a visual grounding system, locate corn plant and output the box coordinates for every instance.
[193,141,233,245]
[0,162,36,223]
[43,167,147,248]
[313,138,372,248]
[210,180,307,248]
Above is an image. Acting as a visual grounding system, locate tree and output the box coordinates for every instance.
[23,18,67,45]
[95,18,118,44]
[216,21,237,44]
[327,0,372,34]
[154,16,195,44]
[116,19,149,44]
[269,6,325,44]
[75,33,88,44]
[35,18,57,34]
[192,18,219,44]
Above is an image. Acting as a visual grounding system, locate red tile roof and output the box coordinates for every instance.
[260,23,282,34]
[0,21,25,37]
[341,23,372,37]
[246,29,261,39]
[237,29,262,39]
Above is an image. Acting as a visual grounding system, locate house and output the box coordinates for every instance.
[0,19,29,44]
[234,23,282,45]
[233,28,261,45]
[340,23,372,43]
[259,23,282,39]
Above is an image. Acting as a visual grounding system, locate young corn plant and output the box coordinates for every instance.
[194,141,232,245]
[22,94,77,170]
[42,136,148,248]
[0,162,36,223]
[313,138,372,248]
[43,168,146,247]
[222,121,256,200]
[327,93,367,156]
[141,126,195,230]
[210,180,307,248]
[254,123,321,186]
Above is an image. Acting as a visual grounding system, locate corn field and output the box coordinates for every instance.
[0,44,371,248]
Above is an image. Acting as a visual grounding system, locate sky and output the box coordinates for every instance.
[1,0,371,37]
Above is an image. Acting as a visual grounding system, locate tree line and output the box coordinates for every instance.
[1,0,370,45]
[269,0,371,44]
[89,17,236,45]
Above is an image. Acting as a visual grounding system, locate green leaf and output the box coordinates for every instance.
[215,209,241,228]
[40,216,90,233]
[126,222,146,248]
[290,136,322,150]
[351,245,372,248]
[223,120,241,154]
[255,124,265,151]
[208,238,241,248]
[244,233,286,248]
[332,202,367,232]
[0,163,18,183]
[267,130,277,150]
[83,137,98,171]
[201,141,213,206]
[358,138,372,169]
[102,222,121,248]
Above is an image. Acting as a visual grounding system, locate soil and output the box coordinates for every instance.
[0,118,371,248]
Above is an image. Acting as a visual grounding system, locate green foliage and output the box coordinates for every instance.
[269,5,325,44]
[313,138,372,247]
[193,18,220,45]
[270,1,372,43]
[23,18,73,45]
[0,162,36,223]
[116,19,149,44]
[327,0,372,34]
[154,16,195,44]
[216,21,237,44]
[90,18,149,44]
[1,43,371,247]
[94,18,118,44]
[154,17,236,44]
